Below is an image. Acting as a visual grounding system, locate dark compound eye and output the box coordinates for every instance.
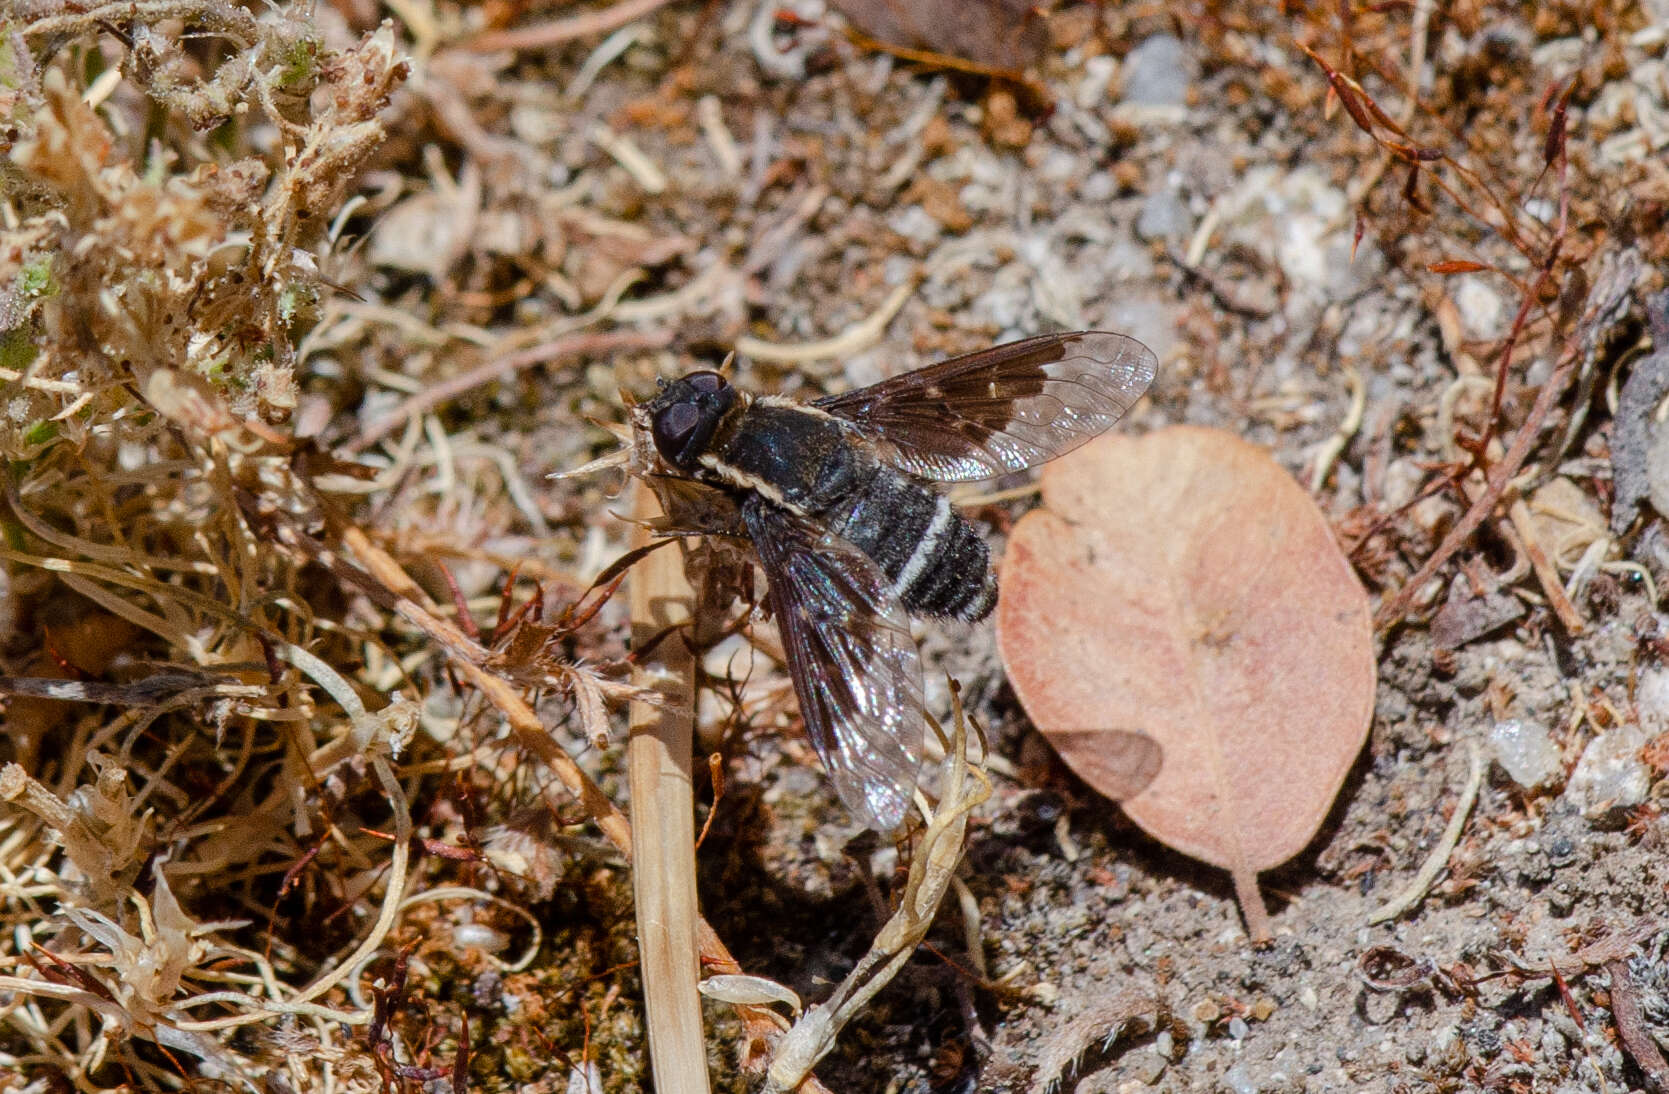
[653,402,702,454]
[685,371,727,394]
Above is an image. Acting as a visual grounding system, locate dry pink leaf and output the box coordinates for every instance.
[828,0,1049,73]
[996,426,1375,942]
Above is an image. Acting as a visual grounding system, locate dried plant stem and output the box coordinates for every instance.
[1373,346,1579,629]
[1365,740,1483,925]
[1605,958,1669,1092]
[346,329,672,454]
[1491,918,1660,980]
[1309,364,1366,492]
[251,499,794,1061]
[1231,867,1273,945]
[766,699,989,1090]
[335,523,638,855]
[463,0,684,52]
[1505,496,1584,633]
[627,481,709,1094]
[735,279,917,363]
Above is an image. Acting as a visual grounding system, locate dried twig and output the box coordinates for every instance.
[627,482,709,1094]
[1505,495,1585,634]
[1374,346,1579,629]
[1605,958,1669,1093]
[347,330,671,454]
[736,280,918,364]
[1489,918,1661,980]
[1365,740,1483,925]
[1441,432,1585,634]
[462,0,684,53]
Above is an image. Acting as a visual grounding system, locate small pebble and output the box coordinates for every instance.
[1490,719,1562,789]
[1564,727,1651,817]
[1228,1016,1250,1040]
[1646,424,1669,524]
[1130,1051,1167,1085]
[451,922,509,955]
[1454,276,1506,339]
[1221,1063,1257,1094]
[1637,665,1669,733]
[1077,54,1118,109]
[1135,187,1191,243]
[1154,1029,1175,1058]
[1120,35,1195,107]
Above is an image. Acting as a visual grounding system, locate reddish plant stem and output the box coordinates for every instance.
[1373,345,1579,631]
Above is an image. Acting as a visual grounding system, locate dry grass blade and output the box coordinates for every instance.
[1365,741,1483,925]
[461,0,685,52]
[766,690,990,1090]
[347,329,673,454]
[627,481,709,1094]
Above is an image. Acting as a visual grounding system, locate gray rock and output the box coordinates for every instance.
[1222,1063,1258,1094]
[1130,1050,1167,1084]
[1121,35,1195,108]
[1136,188,1191,243]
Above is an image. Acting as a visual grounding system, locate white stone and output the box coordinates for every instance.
[1648,424,1669,527]
[1490,719,1562,789]
[1638,665,1669,734]
[1454,275,1505,339]
[1564,727,1651,816]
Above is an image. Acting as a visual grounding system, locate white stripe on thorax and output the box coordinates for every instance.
[892,493,954,597]
[695,453,808,515]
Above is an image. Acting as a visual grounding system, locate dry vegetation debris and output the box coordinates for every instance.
[0,0,1668,1091]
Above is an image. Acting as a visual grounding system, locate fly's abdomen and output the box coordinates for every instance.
[830,468,996,622]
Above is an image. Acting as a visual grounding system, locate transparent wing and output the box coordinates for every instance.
[813,331,1157,482]
[742,497,925,831]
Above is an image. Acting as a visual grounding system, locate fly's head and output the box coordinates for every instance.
[638,370,738,472]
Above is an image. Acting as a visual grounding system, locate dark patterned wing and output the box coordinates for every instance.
[813,331,1157,482]
[742,497,924,831]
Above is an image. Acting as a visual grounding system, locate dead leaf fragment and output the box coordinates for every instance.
[996,426,1375,942]
[1043,730,1164,803]
[828,0,1049,73]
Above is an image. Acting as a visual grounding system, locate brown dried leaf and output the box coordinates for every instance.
[997,426,1375,941]
[828,0,1049,73]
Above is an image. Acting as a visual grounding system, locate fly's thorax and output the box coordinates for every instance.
[700,400,875,515]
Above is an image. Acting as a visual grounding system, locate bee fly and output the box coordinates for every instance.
[633,331,1156,831]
